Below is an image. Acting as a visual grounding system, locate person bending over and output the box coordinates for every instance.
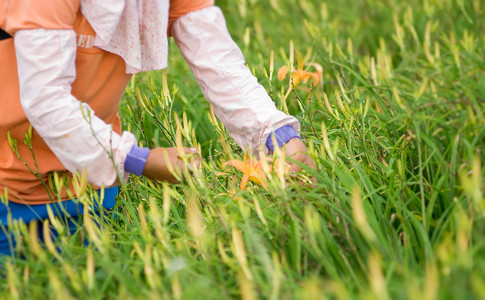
[0,0,316,256]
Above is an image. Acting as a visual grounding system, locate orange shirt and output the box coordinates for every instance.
[0,0,213,205]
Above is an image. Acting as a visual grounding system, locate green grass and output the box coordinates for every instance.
[1,0,484,298]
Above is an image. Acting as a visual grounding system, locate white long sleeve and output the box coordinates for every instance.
[14,29,136,187]
[171,6,300,154]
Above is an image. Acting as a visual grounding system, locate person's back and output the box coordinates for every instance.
[0,3,129,204]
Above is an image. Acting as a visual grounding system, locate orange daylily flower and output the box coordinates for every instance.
[278,51,322,87]
[223,156,268,190]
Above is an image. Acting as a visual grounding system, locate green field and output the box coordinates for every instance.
[2,0,485,298]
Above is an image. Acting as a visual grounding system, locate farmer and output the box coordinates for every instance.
[0,0,316,256]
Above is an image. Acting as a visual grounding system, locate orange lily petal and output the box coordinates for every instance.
[223,159,246,173]
[292,70,307,86]
[277,66,288,81]
[309,72,320,86]
[250,175,268,188]
[240,175,250,190]
[310,62,323,76]
[224,157,268,191]
[302,72,311,84]
[248,175,262,185]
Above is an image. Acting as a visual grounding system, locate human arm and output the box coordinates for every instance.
[170,6,316,170]
[14,28,192,186]
[14,29,135,186]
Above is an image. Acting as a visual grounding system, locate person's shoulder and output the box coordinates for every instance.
[2,0,81,35]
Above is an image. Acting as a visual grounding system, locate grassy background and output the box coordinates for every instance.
[1,0,484,298]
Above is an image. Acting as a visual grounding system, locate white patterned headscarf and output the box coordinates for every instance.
[81,0,169,74]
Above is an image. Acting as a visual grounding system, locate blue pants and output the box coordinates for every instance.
[0,187,118,256]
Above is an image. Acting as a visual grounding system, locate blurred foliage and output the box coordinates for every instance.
[1,0,484,299]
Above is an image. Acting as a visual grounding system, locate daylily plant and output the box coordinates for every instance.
[277,51,322,87]
[223,156,269,190]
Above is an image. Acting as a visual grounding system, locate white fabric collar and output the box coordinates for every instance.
[80,0,169,74]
